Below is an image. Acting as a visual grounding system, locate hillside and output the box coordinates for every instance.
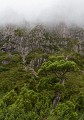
[0,23,84,120]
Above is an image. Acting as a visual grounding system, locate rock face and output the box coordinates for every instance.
[0,23,84,65]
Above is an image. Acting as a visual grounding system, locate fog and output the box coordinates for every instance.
[0,0,84,26]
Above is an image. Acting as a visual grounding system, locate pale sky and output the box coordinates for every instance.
[0,0,84,26]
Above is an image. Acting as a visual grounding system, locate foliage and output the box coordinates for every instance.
[38,57,78,84]
[0,50,84,119]
[0,85,52,120]
[48,101,78,120]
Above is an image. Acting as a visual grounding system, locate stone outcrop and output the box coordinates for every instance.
[0,24,84,66]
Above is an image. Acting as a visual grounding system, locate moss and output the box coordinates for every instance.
[14,29,26,36]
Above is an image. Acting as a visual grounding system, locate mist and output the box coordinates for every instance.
[0,0,84,27]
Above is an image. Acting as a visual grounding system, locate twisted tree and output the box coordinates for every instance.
[38,56,78,108]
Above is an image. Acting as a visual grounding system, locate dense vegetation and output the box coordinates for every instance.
[0,24,84,119]
[0,49,84,120]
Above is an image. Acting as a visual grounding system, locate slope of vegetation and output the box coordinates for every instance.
[0,49,84,120]
[0,24,84,119]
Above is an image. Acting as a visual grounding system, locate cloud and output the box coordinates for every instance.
[0,0,84,26]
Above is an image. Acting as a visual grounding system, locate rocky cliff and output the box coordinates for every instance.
[0,23,84,67]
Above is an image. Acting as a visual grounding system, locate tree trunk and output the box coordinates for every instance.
[52,79,65,108]
[53,92,61,108]
[60,78,65,85]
